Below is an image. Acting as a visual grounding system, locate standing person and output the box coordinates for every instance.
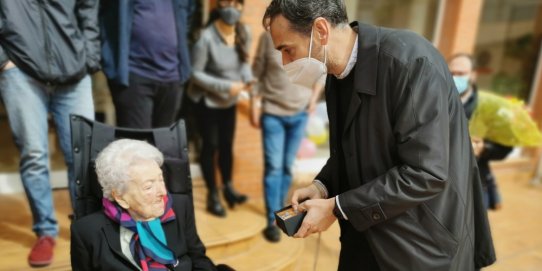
[251,31,324,242]
[448,53,513,210]
[100,0,195,129]
[262,0,495,270]
[0,0,99,267]
[188,0,251,217]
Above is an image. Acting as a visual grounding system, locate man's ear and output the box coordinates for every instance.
[470,70,478,82]
[112,190,129,209]
[313,17,329,46]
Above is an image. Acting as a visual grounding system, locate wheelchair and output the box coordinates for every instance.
[69,115,192,220]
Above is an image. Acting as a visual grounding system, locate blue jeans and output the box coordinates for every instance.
[262,111,308,226]
[0,68,94,237]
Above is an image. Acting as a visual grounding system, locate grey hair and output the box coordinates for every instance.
[95,139,164,201]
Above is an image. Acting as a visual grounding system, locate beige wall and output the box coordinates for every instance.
[436,0,483,58]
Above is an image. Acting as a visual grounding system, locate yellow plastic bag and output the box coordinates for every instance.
[469,91,542,147]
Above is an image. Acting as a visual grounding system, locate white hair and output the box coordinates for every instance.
[95,139,164,200]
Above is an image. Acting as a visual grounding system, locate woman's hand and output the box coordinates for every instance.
[229,81,245,97]
[230,82,247,97]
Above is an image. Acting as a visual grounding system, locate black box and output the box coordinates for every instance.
[274,205,307,236]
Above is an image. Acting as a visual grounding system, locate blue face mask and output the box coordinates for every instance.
[219,7,241,25]
[453,75,470,95]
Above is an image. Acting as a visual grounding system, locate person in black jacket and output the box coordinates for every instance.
[448,53,513,210]
[71,139,217,271]
[0,0,99,267]
[262,0,495,270]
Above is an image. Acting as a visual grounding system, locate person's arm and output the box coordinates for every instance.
[70,223,92,271]
[186,0,196,30]
[252,32,268,84]
[249,33,269,128]
[240,25,253,83]
[478,140,513,161]
[181,196,217,271]
[307,75,326,113]
[76,0,101,73]
[249,93,262,128]
[338,57,451,232]
[0,45,8,71]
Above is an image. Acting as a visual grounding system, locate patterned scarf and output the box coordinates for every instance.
[103,194,178,271]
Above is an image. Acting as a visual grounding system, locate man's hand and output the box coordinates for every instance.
[306,97,318,114]
[294,198,336,238]
[250,96,262,128]
[1,61,15,72]
[291,183,323,211]
[471,137,484,157]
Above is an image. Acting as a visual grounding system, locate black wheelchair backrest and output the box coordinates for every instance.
[70,115,192,220]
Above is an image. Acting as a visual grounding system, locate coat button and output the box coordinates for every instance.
[372,212,381,221]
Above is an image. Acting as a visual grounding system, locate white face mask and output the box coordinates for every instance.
[283,27,327,89]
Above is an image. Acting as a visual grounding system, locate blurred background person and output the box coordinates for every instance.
[188,0,252,217]
[0,0,99,267]
[71,139,219,271]
[100,0,195,128]
[449,53,513,210]
[250,31,324,242]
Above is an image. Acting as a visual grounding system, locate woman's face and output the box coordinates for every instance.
[217,0,243,25]
[114,160,167,221]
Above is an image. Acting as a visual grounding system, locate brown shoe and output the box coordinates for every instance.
[28,236,55,267]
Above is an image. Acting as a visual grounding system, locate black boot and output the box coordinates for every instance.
[223,182,248,208]
[207,190,226,217]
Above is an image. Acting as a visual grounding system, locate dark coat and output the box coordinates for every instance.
[100,0,195,87]
[316,22,495,270]
[0,0,100,85]
[71,194,216,271]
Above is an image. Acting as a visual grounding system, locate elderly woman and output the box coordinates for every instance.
[71,139,217,271]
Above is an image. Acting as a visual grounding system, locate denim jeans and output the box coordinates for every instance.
[262,111,308,225]
[0,67,94,237]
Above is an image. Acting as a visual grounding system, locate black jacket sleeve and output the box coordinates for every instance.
[76,0,101,73]
[315,157,332,194]
[0,18,6,70]
[70,222,92,271]
[0,46,7,70]
[338,57,450,232]
[180,196,217,271]
[479,140,513,162]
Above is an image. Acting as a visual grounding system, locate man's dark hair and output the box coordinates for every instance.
[262,0,349,36]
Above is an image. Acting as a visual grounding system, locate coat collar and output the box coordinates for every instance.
[351,21,380,96]
[327,22,380,138]
[102,214,182,263]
